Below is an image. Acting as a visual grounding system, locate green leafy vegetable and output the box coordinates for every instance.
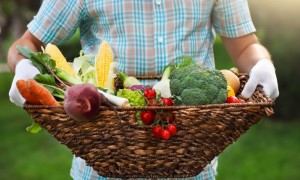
[34,71,66,99]
[42,84,65,100]
[17,45,71,87]
[30,52,56,74]
[34,74,56,85]
[26,122,42,134]
[72,53,98,86]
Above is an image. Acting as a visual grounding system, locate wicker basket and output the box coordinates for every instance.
[23,74,274,179]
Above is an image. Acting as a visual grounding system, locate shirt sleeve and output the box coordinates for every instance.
[27,0,86,45]
[212,0,256,38]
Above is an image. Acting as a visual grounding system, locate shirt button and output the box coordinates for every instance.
[158,37,163,43]
[156,0,161,5]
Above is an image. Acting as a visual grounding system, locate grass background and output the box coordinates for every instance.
[0,37,299,180]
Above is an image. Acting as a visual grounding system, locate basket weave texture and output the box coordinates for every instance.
[24,74,274,179]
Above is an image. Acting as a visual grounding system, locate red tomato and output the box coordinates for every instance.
[227,96,240,103]
[140,111,155,125]
[144,88,156,100]
[161,111,175,123]
[160,98,174,106]
[166,124,177,135]
[152,125,163,138]
[160,129,171,140]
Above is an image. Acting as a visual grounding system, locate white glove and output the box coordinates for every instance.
[241,59,279,100]
[9,59,40,107]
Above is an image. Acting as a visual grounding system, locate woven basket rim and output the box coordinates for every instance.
[24,100,274,110]
[124,73,250,79]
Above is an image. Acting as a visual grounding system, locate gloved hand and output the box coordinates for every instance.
[9,59,40,107]
[241,59,279,100]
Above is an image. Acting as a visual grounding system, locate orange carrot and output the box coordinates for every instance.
[16,80,41,105]
[26,79,59,106]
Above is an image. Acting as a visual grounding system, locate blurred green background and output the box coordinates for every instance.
[1,0,300,180]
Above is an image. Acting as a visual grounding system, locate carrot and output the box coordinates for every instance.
[26,79,59,106]
[16,80,41,105]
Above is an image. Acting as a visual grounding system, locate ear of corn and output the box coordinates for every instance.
[95,40,115,90]
[45,43,75,77]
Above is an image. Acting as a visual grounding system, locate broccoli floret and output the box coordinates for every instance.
[170,64,227,105]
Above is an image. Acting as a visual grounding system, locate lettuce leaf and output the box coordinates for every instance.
[72,53,97,86]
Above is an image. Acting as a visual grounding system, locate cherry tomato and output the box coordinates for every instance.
[161,111,175,123]
[140,111,155,125]
[227,96,240,103]
[160,98,174,106]
[166,124,177,135]
[160,129,171,140]
[152,125,163,138]
[144,88,156,100]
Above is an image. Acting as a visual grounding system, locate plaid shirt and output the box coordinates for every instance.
[28,0,255,179]
[28,0,255,76]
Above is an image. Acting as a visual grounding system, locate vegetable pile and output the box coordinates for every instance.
[15,42,244,139]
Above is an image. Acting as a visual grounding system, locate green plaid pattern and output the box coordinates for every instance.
[28,0,255,76]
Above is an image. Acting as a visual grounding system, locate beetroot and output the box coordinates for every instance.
[64,83,102,121]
